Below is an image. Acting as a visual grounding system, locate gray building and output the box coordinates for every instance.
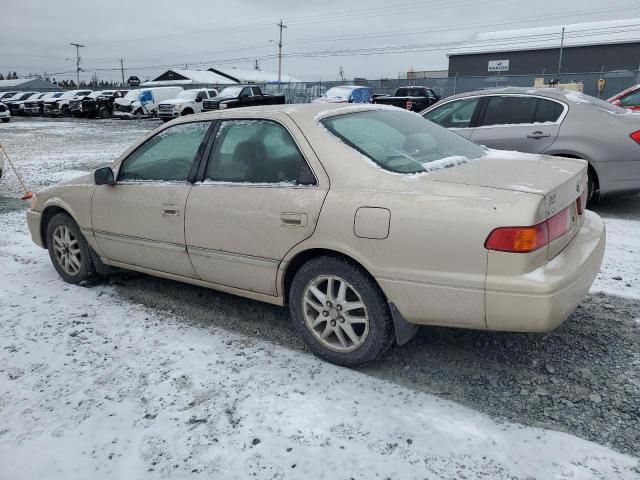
[448,18,640,77]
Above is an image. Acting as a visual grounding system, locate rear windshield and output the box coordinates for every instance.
[562,91,628,113]
[396,87,426,97]
[321,109,485,174]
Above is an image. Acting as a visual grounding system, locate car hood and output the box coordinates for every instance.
[428,150,587,214]
[115,98,134,106]
[161,99,189,106]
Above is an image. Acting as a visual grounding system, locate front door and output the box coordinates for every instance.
[185,118,328,296]
[470,95,562,153]
[92,121,212,277]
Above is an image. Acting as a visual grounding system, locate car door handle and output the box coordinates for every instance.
[161,208,180,216]
[281,213,307,227]
[527,131,551,139]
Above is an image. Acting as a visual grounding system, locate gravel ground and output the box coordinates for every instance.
[1,116,639,458]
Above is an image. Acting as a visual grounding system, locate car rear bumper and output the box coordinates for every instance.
[26,210,44,248]
[485,210,606,332]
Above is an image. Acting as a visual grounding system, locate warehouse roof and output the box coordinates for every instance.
[143,69,237,87]
[0,77,59,91]
[448,18,640,56]
[208,67,301,84]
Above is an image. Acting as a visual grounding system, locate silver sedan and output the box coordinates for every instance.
[422,87,640,201]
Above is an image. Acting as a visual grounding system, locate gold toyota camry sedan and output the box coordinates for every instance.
[26,104,606,366]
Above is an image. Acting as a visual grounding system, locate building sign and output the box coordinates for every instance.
[488,60,510,72]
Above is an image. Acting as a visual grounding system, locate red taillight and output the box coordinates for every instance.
[631,130,640,145]
[485,207,571,253]
[485,223,549,253]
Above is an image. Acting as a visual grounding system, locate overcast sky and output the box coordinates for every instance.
[2,0,638,82]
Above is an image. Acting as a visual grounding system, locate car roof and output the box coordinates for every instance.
[441,87,583,102]
[170,103,394,125]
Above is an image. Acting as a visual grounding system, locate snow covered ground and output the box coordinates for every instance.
[1,118,639,478]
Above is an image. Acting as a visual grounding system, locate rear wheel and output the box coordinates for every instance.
[46,213,95,284]
[98,107,111,119]
[289,256,395,366]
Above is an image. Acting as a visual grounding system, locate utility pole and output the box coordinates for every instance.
[557,27,565,81]
[70,42,85,86]
[338,66,345,81]
[254,59,260,71]
[277,19,287,89]
[119,59,125,87]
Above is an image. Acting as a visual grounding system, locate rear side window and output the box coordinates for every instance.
[423,98,479,128]
[534,99,564,123]
[204,120,311,185]
[480,96,538,126]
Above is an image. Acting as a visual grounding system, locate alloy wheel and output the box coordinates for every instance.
[52,225,82,276]
[302,275,369,353]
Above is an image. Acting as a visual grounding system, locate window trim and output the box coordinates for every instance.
[195,117,319,189]
[424,94,568,130]
[115,120,216,184]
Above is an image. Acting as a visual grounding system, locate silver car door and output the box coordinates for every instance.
[470,95,563,153]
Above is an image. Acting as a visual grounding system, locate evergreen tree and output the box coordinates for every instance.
[0,73,4,80]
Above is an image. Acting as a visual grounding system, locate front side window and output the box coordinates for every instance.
[423,98,479,129]
[196,91,208,100]
[118,122,210,182]
[480,96,538,126]
[322,109,485,174]
[204,120,310,184]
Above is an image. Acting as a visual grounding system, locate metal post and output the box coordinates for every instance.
[453,72,458,95]
[557,27,565,81]
[70,42,85,86]
[120,59,125,87]
[277,19,287,91]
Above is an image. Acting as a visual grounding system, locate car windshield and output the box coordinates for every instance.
[60,91,78,99]
[324,87,355,99]
[321,109,485,174]
[52,92,64,98]
[124,90,140,100]
[219,86,242,97]
[177,90,199,100]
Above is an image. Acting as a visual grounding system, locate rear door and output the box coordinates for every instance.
[185,117,328,296]
[470,95,564,153]
[422,97,481,139]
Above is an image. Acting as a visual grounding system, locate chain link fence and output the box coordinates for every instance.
[256,69,640,103]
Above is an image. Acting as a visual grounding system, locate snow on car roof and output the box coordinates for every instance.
[449,18,640,56]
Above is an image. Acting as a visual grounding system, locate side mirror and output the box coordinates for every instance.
[195,96,203,103]
[94,167,115,185]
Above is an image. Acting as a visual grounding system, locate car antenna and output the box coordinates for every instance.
[0,143,34,200]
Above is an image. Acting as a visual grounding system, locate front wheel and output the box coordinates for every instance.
[46,213,95,284]
[98,107,111,119]
[289,256,395,366]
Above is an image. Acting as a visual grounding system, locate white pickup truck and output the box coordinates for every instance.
[157,88,218,122]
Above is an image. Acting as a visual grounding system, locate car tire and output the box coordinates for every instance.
[181,108,194,116]
[98,107,111,119]
[46,213,95,284]
[289,255,395,367]
[587,167,597,204]
[1,118,9,123]
[134,109,143,119]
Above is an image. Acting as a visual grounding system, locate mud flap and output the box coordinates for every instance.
[389,302,419,345]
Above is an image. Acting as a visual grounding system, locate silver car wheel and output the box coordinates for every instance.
[52,225,82,276]
[302,275,369,353]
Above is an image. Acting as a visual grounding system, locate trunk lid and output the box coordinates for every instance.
[429,150,588,259]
